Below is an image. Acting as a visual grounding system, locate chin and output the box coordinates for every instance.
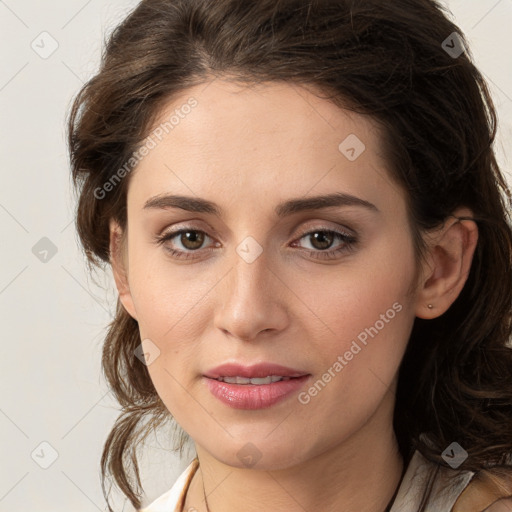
[203,439,308,471]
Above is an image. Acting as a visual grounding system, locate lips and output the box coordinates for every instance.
[202,362,311,409]
[203,374,311,409]
[216,375,293,385]
[203,362,309,379]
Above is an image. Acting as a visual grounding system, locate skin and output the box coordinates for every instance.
[486,500,512,512]
[109,78,478,512]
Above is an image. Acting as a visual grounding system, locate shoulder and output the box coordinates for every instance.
[390,450,511,512]
[452,469,512,512]
[481,498,512,512]
[390,450,474,511]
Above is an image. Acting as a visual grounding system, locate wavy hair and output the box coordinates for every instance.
[66,0,512,509]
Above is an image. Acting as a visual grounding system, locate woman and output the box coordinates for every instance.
[67,0,512,510]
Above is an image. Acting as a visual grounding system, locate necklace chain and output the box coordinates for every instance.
[201,466,210,512]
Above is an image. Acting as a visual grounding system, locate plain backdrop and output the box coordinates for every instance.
[1,0,511,510]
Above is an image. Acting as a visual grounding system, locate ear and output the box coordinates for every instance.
[109,218,138,321]
[415,207,479,319]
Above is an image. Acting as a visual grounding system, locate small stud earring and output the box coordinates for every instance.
[427,304,433,309]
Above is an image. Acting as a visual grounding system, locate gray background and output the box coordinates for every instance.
[1,0,511,510]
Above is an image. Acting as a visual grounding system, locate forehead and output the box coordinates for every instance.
[127,78,404,219]
[144,78,380,152]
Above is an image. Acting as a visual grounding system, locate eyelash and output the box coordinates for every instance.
[153,225,358,261]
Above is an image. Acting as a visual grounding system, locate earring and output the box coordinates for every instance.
[427,304,433,309]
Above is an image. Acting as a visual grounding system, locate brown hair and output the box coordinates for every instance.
[66,0,512,509]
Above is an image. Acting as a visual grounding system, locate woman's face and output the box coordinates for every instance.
[115,79,422,469]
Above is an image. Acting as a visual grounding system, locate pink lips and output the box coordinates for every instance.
[203,362,308,379]
[203,362,311,410]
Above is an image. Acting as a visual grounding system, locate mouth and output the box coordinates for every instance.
[212,375,299,385]
[203,361,309,380]
[203,374,311,409]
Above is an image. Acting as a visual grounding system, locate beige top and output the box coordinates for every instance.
[139,449,509,512]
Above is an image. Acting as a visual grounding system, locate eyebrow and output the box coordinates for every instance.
[143,192,379,217]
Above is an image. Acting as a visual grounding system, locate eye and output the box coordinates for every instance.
[169,230,206,251]
[153,226,358,261]
[292,228,358,260]
[154,228,218,260]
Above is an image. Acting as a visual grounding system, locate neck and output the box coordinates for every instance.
[184,392,404,512]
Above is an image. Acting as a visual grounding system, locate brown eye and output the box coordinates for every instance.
[154,225,357,262]
[292,228,358,261]
[154,228,218,261]
[178,230,205,250]
[307,231,336,250]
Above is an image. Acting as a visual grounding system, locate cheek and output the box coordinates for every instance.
[129,261,211,419]
[128,241,211,340]
[127,258,227,415]
[291,233,417,386]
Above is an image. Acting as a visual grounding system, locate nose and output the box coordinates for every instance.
[213,250,289,342]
